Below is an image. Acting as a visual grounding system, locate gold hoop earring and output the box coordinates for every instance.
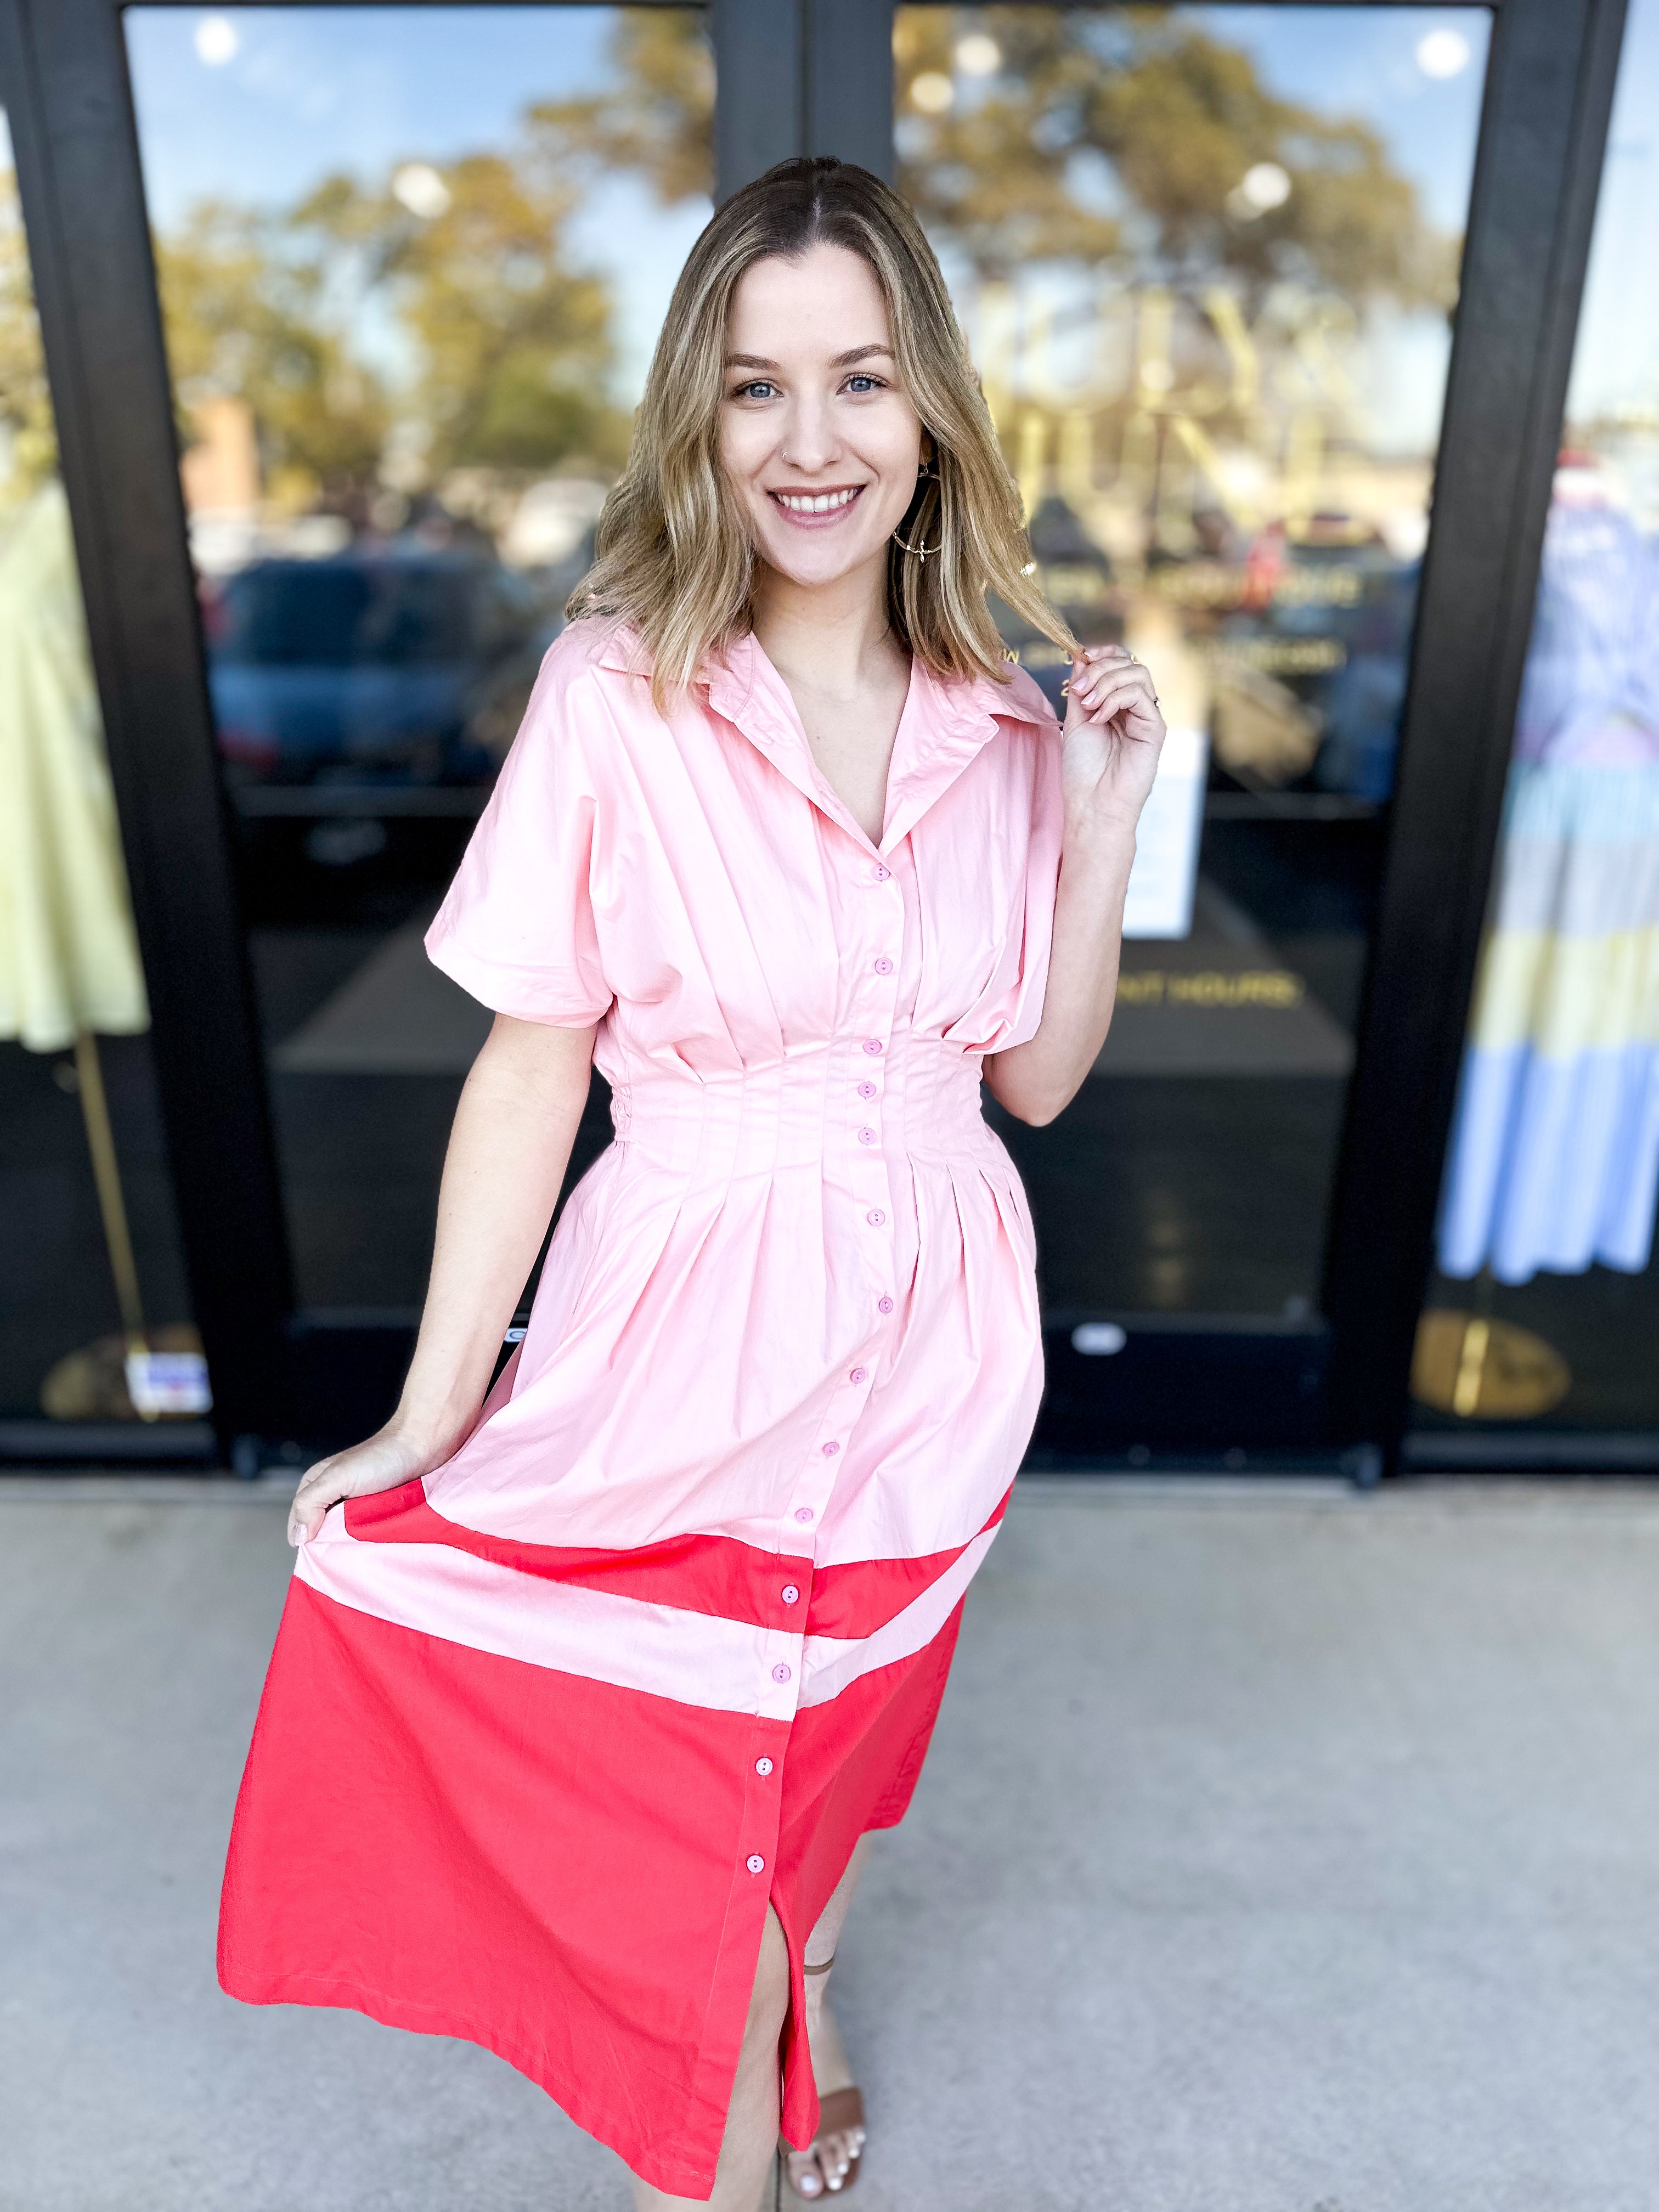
[894,460,940,559]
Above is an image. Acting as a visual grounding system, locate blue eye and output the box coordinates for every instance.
[845,375,883,394]
[734,380,777,400]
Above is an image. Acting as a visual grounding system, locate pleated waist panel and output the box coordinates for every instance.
[605,1040,994,1180]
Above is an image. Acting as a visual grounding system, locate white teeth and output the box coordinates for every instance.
[776,488,859,514]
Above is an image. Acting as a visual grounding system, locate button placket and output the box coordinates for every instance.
[758,1611,806,1723]
[792,835,900,1572]
[740,1714,789,1891]
[738,847,909,1898]
[781,1447,838,1551]
[849,893,901,1352]
[788,1359,878,1560]
[756,1531,816,1765]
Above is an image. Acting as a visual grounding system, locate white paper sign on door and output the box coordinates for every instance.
[1121,723,1208,939]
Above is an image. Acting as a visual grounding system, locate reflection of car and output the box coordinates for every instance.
[202,550,554,787]
[1226,522,1421,800]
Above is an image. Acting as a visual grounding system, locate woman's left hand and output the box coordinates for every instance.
[1060,644,1167,834]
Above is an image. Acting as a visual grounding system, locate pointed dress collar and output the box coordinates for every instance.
[694,630,1035,857]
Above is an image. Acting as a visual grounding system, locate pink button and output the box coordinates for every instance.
[849,1366,867,1384]
[866,1209,885,1226]
[878,1295,895,1315]
[858,1126,877,1145]
[857,1080,877,1099]
[862,1039,884,1056]
[873,864,890,881]
[755,1757,774,1776]
[822,1440,840,1456]
[781,1584,799,1605]
[794,1506,814,1523]
[873,957,894,975]
[771,1662,792,1684]
[747,1854,765,1874]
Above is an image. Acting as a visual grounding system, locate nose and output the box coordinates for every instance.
[778,389,840,476]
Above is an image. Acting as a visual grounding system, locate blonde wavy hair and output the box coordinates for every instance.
[567,157,1075,707]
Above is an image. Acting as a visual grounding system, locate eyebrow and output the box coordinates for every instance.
[724,344,895,371]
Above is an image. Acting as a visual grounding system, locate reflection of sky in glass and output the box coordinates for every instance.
[117,3,1659,454]
[1182,4,1487,461]
[124,7,712,404]
[905,6,1491,459]
[1188,8,1489,233]
[1211,3,1659,469]
[1566,0,1659,438]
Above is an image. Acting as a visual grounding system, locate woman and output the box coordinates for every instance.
[218,157,1164,2211]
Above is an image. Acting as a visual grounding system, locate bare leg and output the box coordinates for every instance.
[631,1905,791,2212]
[785,1837,872,2199]
[804,1835,872,1970]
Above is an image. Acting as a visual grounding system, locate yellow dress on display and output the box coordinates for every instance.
[0,477,207,1420]
[0,478,148,1052]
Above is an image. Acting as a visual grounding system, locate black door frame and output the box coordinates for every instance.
[0,0,1630,1466]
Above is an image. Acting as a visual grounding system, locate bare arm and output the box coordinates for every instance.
[288,1011,596,1543]
[985,645,1166,1127]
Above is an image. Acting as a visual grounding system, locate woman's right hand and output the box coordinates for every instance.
[284,1013,597,1551]
[287,1420,459,1548]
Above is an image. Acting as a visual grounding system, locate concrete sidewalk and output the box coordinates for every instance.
[4,1475,1659,2211]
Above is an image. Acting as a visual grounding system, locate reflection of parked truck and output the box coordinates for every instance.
[201,549,555,788]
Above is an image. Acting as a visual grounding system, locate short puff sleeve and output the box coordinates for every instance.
[424,640,614,1027]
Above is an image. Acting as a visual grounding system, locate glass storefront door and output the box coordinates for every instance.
[1412,0,1659,1460]
[893,4,1491,1449]
[0,108,202,1440]
[118,5,711,1423]
[2,0,1619,1462]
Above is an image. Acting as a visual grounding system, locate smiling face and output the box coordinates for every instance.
[719,241,927,597]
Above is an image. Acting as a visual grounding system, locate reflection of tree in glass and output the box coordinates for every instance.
[296,153,622,480]
[510,9,1445,318]
[526,12,714,212]
[158,200,389,508]
[894,7,1455,311]
[153,11,714,518]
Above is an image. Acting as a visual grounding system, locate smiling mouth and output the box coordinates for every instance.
[769,485,865,523]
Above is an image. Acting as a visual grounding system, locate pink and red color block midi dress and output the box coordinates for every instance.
[218,620,1064,2200]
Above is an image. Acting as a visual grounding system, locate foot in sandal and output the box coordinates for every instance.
[782,1957,866,2198]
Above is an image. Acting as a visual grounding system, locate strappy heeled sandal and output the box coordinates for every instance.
[778,1957,866,2200]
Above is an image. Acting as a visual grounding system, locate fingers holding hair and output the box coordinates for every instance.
[1066,642,1143,696]
[1068,651,1159,723]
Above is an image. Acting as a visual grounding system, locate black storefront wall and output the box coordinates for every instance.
[0,0,1632,1469]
